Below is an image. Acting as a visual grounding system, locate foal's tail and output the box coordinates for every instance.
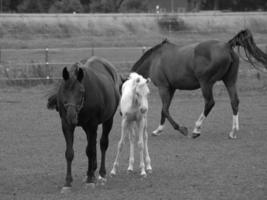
[227,29,267,71]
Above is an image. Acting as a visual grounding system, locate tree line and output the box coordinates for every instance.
[1,0,267,13]
[0,0,148,13]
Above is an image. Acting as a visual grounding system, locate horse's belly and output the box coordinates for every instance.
[124,111,144,122]
[173,77,200,90]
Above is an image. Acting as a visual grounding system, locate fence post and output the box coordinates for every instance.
[45,48,50,81]
[0,47,1,64]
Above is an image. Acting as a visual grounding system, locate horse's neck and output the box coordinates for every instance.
[135,53,157,78]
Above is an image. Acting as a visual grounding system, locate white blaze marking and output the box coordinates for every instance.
[152,125,164,135]
[193,112,206,133]
[232,114,239,131]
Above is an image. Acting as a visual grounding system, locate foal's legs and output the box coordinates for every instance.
[98,117,113,184]
[192,83,215,138]
[61,121,75,193]
[153,87,188,136]
[127,125,135,172]
[223,82,239,139]
[137,118,146,176]
[143,118,152,173]
[110,118,128,175]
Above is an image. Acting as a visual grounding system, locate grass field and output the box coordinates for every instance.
[0,85,266,200]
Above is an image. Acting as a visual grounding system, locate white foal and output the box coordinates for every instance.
[111,72,152,177]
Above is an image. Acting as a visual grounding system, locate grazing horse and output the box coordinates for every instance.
[47,57,122,193]
[131,29,267,139]
[110,72,152,177]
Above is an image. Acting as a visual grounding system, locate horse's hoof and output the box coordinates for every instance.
[85,183,96,189]
[146,169,152,174]
[110,169,116,177]
[127,168,134,174]
[60,186,71,194]
[192,132,201,139]
[140,171,147,178]
[180,126,188,136]
[152,131,162,136]
[228,134,237,139]
[98,176,107,186]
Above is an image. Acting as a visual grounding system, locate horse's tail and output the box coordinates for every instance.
[46,80,61,111]
[47,94,58,110]
[227,29,267,71]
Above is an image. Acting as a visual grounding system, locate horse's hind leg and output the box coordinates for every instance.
[61,122,75,193]
[192,83,215,139]
[153,87,188,136]
[223,56,239,139]
[223,82,239,139]
[98,117,113,184]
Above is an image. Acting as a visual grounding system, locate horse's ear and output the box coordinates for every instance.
[77,68,84,82]
[62,67,69,81]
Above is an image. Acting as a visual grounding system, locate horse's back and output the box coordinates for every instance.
[152,41,234,89]
[80,57,121,123]
[194,40,234,83]
[151,42,200,89]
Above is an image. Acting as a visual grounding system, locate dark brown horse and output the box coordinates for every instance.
[47,57,122,193]
[131,29,267,139]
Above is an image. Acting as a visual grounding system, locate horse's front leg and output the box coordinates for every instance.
[157,87,188,136]
[83,124,98,188]
[61,120,75,193]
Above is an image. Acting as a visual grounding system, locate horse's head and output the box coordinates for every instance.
[60,65,85,125]
[130,73,150,114]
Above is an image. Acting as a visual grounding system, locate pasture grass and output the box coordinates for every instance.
[0,85,266,200]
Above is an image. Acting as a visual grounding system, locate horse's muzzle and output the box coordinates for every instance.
[140,107,147,114]
[66,107,78,125]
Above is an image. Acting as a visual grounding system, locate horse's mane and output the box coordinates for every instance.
[228,29,267,70]
[131,39,169,72]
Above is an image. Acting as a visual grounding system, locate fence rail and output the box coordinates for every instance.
[0,45,266,82]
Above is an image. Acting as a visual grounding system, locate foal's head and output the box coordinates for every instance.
[60,65,85,125]
[129,73,150,113]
